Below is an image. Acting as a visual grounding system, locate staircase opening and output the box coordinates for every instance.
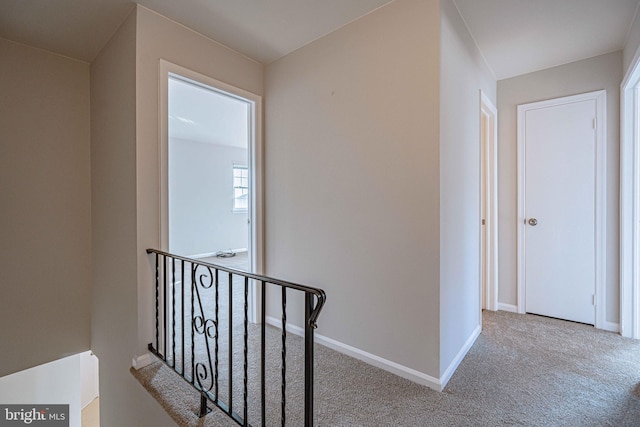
[0,351,99,427]
[141,249,326,426]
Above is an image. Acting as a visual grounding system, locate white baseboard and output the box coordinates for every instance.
[132,353,153,370]
[498,303,518,313]
[189,249,248,259]
[439,324,481,389]
[315,331,443,391]
[265,316,443,391]
[494,305,620,333]
[603,321,620,333]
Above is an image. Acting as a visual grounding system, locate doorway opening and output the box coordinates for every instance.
[159,60,263,323]
[480,91,498,313]
[168,75,250,270]
[621,54,640,339]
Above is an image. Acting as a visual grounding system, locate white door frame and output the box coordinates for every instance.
[621,53,640,339]
[480,91,499,312]
[517,90,607,329]
[159,60,264,323]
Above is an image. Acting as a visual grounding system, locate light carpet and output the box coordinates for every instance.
[133,310,640,426]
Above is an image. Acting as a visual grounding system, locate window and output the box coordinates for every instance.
[233,165,249,211]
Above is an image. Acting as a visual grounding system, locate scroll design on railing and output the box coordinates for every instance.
[146,248,327,427]
[192,264,217,395]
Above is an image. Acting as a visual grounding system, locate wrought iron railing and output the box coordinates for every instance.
[146,249,326,427]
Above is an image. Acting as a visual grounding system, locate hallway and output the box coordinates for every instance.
[134,310,640,426]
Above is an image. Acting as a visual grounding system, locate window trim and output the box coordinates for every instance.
[232,164,249,213]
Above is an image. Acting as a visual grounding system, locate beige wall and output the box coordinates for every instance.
[497,51,622,324]
[135,4,264,358]
[90,5,264,425]
[439,0,496,376]
[265,0,442,378]
[0,38,91,377]
[624,11,640,76]
[91,10,174,427]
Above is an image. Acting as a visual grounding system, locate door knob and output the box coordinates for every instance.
[528,218,538,226]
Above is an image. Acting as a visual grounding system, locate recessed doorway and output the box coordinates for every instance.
[159,60,263,322]
[168,75,250,270]
[621,53,640,339]
[480,91,498,313]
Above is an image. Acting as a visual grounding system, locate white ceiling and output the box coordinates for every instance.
[0,0,135,62]
[169,76,249,148]
[453,0,640,80]
[1,0,638,78]
[0,0,392,64]
[5,1,638,149]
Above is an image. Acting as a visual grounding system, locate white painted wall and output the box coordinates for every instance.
[169,138,248,256]
[265,0,442,380]
[439,0,496,379]
[497,51,622,325]
[0,354,83,427]
[0,38,92,377]
[79,351,99,409]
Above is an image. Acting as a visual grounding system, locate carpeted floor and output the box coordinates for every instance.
[133,310,640,426]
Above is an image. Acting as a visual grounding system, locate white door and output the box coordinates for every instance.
[521,98,597,325]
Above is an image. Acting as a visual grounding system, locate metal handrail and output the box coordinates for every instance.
[147,248,326,327]
[146,248,326,427]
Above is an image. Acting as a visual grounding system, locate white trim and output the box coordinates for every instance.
[497,303,518,313]
[266,316,443,391]
[517,108,525,315]
[595,92,608,331]
[620,53,640,339]
[480,91,499,313]
[232,163,249,213]
[318,332,443,391]
[496,304,617,331]
[440,325,481,389]
[603,321,621,333]
[516,90,607,329]
[132,353,153,370]
[188,248,248,259]
[159,60,263,325]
